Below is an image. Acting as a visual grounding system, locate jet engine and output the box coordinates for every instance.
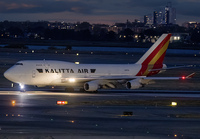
[126,79,143,89]
[84,81,99,92]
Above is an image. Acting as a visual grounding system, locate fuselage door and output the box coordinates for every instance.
[32,70,36,78]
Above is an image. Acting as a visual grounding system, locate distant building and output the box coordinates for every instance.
[153,11,158,25]
[144,15,148,25]
[170,33,189,43]
[157,11,163,24]
[170,7,176,24]
[164,2,176,24]
[144,14,152,25]
[182,22,200,29]
[164,6,170,24]
[145,2,176,25]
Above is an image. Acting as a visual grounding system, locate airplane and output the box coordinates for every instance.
[3,33,194,92]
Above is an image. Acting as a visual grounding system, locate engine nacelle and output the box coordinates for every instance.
[84,81,99,92]
[126,79,142,89]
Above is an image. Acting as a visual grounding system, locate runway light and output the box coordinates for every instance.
[76,53,79,56]
[12,100,16,104]
[12,100,16,106]
[171,102,177,106]
[174,134,177,137]
[57,101,68,105]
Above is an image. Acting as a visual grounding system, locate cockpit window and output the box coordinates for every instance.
[15,63,23,65]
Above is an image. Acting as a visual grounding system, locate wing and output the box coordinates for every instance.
[61,75,138,90]
[60,72,195,83]
[61,75,138,83]
[60,72,195,90]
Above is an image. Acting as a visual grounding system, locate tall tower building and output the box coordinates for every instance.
[144,15,152,25]
[153,11,158,25]
[157,11,163,24]
[144,15,148,24]
[164,2,176,24]
[169,7,176,24]
[144,3,176,25]
[164,6,170,24]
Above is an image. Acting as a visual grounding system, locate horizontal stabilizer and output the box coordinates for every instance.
[143,72,195,80]
[186,72,195,79]
[149,65,193,72]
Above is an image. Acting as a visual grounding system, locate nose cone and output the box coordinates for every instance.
[4,68,15,82]
[4,69,11,80]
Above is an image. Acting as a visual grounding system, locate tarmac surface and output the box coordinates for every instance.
[0,47,200,138]
[0,90,200,139]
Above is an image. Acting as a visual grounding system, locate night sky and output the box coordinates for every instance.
[0,0,199,25]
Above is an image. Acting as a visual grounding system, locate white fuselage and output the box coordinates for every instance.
[4,60,141,87]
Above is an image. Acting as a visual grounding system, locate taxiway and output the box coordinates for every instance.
[0,90,200,139]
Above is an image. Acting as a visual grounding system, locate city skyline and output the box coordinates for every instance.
[0,0,199,25]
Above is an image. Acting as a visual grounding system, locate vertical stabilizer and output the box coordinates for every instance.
[136,34,171,76]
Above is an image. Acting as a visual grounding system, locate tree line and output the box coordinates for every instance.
[0,21,200,43]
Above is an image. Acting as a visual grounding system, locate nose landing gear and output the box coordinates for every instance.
[19,84,26,92]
